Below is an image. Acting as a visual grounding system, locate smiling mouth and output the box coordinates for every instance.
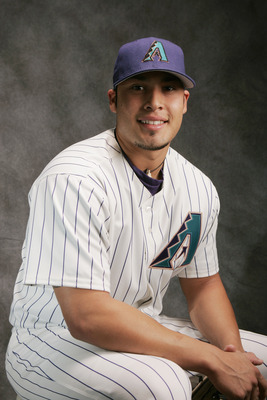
[139,120,166,125]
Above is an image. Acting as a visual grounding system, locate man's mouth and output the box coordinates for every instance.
[139,120,166,125]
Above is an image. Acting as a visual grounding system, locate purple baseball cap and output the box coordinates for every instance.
[113,37,195,89]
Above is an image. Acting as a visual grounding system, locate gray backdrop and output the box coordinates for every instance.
[1,0,266,398]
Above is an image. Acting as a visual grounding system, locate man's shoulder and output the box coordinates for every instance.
[167,147,217,190]
[67,129,120,159]
[36,129,120,180]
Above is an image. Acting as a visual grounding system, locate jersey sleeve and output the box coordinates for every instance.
[176,184,220,279]
[23,173,111,292]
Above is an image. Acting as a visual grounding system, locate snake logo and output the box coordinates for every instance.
[150,212,201,270]
[143,40,168,63]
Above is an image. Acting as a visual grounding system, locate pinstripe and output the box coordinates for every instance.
[199,175,213,242]
[158,220,164,240]
[124,353,175,399]
[154,357,191,400]
[163,193,171,218]
[75,239,80,287]
[113,158,134,298]
[25,184,40,279]
[87,206,92,254]
[138,184,145,207]
[192,167,201,212]
[19,286,31,328]
[122,274,133,302]
[182,163,192,209]
[100,162,118,212]
[74,181,81,287]
[211,232,217,273]
[168,204,173,242]
[33,289,55,328]
[152,270,164,308]
[165,156,176,195]
[48,302,61,324]
[204,247,210,276]
[48,175,58,284]
[25,287,48,328]
[10,268,27,325]
[131,240,146,305]
[193,253,199,278]
[140,206,149,262]
[89,258,94,290]
[60,175,70,286]
[74,180,82,234]
[109,161,125,271]
[99,227,106,292]
[87,174,105,191]
[21,287,39,328]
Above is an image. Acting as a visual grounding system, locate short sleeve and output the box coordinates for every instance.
[23,173,111,292]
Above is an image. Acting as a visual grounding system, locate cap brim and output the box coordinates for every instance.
[114,69,195,89]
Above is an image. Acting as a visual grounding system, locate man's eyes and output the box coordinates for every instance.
[131,85,144,91]
[130,85,178,91]
[164,86,175,91]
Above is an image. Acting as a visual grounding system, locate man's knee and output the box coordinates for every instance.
[111,354,192,400]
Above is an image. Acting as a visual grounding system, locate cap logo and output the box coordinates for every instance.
[142,40,168,63]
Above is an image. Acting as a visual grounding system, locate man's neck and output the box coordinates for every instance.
[114,129,168,180]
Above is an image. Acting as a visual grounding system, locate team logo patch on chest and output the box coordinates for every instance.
[150,212,201,270]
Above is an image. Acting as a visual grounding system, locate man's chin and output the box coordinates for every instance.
[135,141,170,151]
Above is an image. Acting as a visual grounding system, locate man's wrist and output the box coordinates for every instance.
[196,345,223,378]
[174,336,222,376]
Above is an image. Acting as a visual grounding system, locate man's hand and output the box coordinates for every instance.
[180,274,267,398]
[207,344,267,399]
[224,343,264,366]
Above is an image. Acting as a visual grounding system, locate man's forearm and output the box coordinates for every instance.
[183,275,243,351]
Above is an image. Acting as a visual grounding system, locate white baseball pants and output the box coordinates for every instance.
[6,317,267,400]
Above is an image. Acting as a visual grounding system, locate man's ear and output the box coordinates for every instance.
[108,89,117,113]
[183,90,190,114]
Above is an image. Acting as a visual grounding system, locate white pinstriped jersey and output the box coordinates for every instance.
[10,129,220,330]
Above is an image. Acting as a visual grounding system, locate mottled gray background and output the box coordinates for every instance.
[1,0,266,398]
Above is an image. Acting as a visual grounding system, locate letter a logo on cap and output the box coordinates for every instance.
[143,40,168,63]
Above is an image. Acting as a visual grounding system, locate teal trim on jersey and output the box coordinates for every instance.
[150,212,201,269]
[143,40,168,62]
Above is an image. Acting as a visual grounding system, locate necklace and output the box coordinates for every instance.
[144,161,164,178]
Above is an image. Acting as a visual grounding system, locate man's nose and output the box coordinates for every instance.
[144,88,163,111]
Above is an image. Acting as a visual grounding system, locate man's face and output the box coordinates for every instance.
[108,71,189,155]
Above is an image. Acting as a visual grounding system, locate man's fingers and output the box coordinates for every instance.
[223,345,264,367]
[245,352,264,366]
[250,384,259,400]
[258,374,267,400]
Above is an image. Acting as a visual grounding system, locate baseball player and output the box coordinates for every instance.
[5,37,267,400]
